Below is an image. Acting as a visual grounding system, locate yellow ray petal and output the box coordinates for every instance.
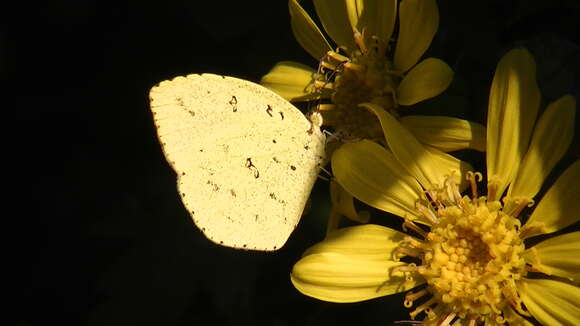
[305,224,406,259]
[291,252,423,303]
[260,61,319,101]
[521,160,580,238]
[330,179,370,224]
[292,225,424,303]
[486,48,540,201]
[503,306,534,326]
[289,0,332,60]
[313,0,356,50]
[508,95,576,201]
[332,140,424,221]
[518,278,580,326]
[400,115,486,152]
[362,103,471,190]
[394,0,439,73]
[524,231,580,282]
[397,58,453,106]
[344,0,397,52]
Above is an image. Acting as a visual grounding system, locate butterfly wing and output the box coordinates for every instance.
[149,74,325,250]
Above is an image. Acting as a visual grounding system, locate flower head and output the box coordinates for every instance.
[261,0,483,152]
[290,48,579,325]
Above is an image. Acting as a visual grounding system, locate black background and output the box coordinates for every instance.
[6,1,579,325]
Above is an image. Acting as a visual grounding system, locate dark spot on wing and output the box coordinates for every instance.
[246,157,260,178]
[207,180,220,191]
[266,105,273,117]
[229,95,238,112]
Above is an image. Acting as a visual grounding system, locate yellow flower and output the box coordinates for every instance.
[261,0,484,152]
[291,48,580,325]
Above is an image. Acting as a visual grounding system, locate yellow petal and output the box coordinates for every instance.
[362,103,471,190]
[394,0,439,73]
[397,58,453,106]
[313,0,356,50]
[399,115,485,152]
[331,140,424,221]
[292,225,424,303]
[522,160,580,238]
[508,95,576,200]
[330,179,370,224]
[260,61,319,101]
[400,115,486,152]
[344,0,397,52]
[289,0,332,60]
[486,48,540,201]
[524,231,580,282]
[306,224,405,259]
[518,278,580,326]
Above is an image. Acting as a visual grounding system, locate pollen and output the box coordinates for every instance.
[398,173,528,325]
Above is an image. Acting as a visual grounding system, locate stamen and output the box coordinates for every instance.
[426,306,442,323]
[316,104,336,111]
[444,174,462,205]
[404,289,429,308]
[394,246,423,259]
[403,236,426,249]
[320,60,338,71]
[314,80,334,90]
[325,50,349,64]
[416,202,438,224]
[465,171,482,199]
[495,314,505,324]
[353,29,367,54]
[505,197,535,218]
[426,189,444,210]
[467,318,476,326]
[487,178,499,202]
[403,219,428,239]
[438,312,456,326]
[409,297,437,319]
[392,263,418,274]
[343,62,365,72]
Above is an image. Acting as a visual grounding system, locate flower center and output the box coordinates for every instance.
[316,32,399,142]
[423,196,526,319]
[396,173,528,324]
